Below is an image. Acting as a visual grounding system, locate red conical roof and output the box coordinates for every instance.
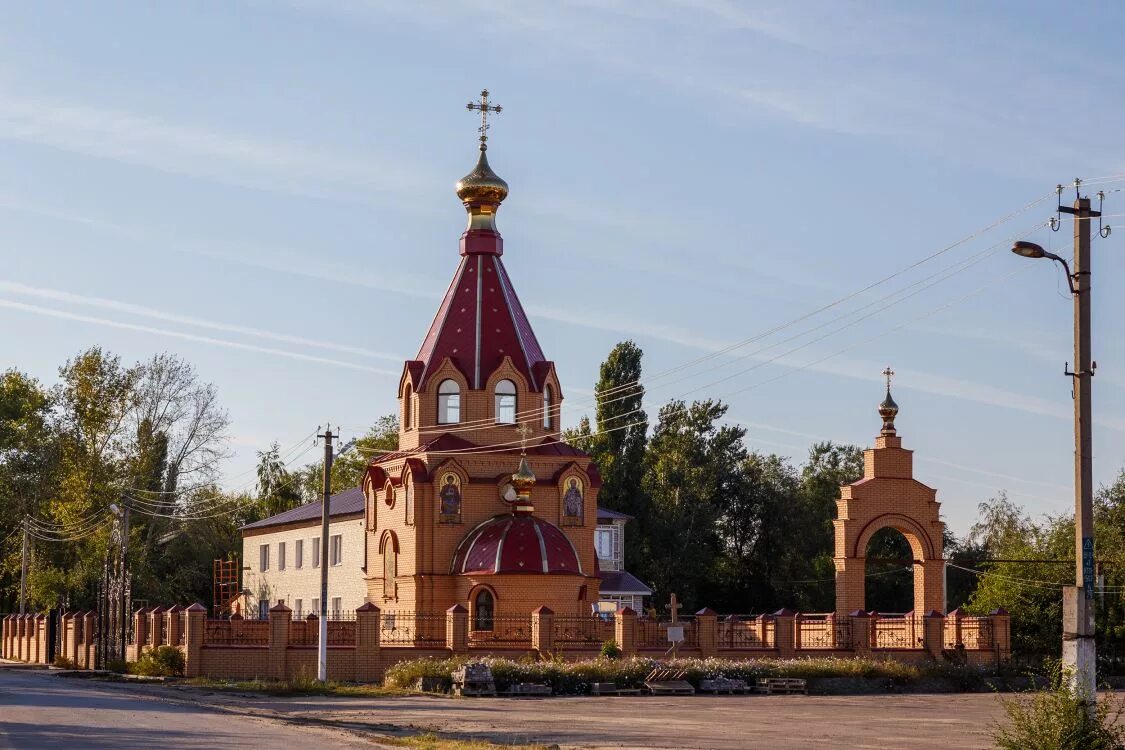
[415,243,547,390]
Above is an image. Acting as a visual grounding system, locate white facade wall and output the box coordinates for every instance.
[241,515,367,618]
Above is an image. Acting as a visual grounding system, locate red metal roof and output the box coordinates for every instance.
[415,253,548,390]
[451,514,583,575]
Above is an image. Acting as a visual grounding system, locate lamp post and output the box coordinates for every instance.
[1011,191,1102,706]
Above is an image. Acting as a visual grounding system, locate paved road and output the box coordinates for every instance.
[0,666,1015,749]
[0,669,376,749]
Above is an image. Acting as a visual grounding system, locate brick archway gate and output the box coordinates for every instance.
[833,387,945,614]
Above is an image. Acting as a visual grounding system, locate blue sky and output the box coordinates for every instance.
[1,1,1123,536]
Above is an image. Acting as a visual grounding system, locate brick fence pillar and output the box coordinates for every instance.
[268,602,290,680]
[531,606,554,656]
[922,610,944,658]
[849,610,872,656]
[615,607,637,656]
[355,602,381,683]
[166,605,183,648]
[83,612,98,668]
[67,613,80,665]
[149,607,166,648]
[183,603,206,678]
[446,604,468,654]
[13,615,23,661]
[947,607,964,647]
[34,614,46,664]
[695,608,718,658]
[990,608,1011,664]
[773,609,796,659]
[133,608,149,659]
[2,615,9,659]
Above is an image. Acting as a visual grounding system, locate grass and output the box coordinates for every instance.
[181,675,413,698]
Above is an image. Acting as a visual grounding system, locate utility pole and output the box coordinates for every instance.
[19,517,29,615]
[110,501,131,665]
[1064,194,1096,705]
[1013,183,1109,711]
[317,426,336,682]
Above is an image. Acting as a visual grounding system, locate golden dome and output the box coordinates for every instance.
[512,454,536,489]
[878,390,899,435]
[456,148,509,205]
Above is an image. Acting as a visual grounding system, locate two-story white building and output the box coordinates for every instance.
[595,507,653,612]
[240,487,368,618]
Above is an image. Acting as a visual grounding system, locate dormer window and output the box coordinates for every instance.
[495,379,516,424]
[543,385,553,429]
[438,379,461,424]
[404,384,413,429]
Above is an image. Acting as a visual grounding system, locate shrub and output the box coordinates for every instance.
[53,655,76,669]
[993,665,1125,750]
[383,655,983,695]
[600,640,622,660]
[131,645,185,677]
[105,658,127,674]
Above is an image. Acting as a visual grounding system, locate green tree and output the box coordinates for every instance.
[295,415,400,501]
[640,399,745,611]
[256,442,304,518]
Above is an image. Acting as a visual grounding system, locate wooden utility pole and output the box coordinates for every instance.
[668,593,682,659]
[317,426,336,682]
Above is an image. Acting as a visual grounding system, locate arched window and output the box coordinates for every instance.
[381,532,398,599]
[438,379,460,424]
[495,379,517,424]
[403,384,413,430]
[473,589,494,631]
[543,385,553,429]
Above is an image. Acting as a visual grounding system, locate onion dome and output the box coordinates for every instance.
[451,514,583,575]
[456,149,509,205]
[879,389,899,436]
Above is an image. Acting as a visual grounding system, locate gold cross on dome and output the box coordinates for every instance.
[516,423,533,453]
[882,366,895,392]
[466,89,502,149]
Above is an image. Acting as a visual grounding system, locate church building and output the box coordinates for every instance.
[360,93,608,624]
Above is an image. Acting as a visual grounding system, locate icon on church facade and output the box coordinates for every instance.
[439,473,462,520]
[562,476,584,521]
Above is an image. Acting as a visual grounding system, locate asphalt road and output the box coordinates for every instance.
[0,668,376,749]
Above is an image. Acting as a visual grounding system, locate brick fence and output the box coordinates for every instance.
[3,605,1010,680]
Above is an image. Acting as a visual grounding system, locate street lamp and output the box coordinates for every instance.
[1011,191,1100,708]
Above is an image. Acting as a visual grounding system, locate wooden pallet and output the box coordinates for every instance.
[700,678,750,694]
[591,682,645,697]
[504,682,552,697]
[754,677,807,695]
[453,681,497,697]
[645,680,696,696]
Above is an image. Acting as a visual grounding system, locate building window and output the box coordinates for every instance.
[278,541,286,570]
[543,385,553,429]
[381,531,398,599]
[596,528,614,560]
[259,544,269,571]
[404,384,413,429]
[312,537,321,568]
[330,534,343,566]
[405,481,414,525]
[331,597,342,619]
[312,598,319,615]
[295,539,304,569]
[495,379,516,424]
[438,379,460,424]
[473,589,494,631]
[294,598,303,618]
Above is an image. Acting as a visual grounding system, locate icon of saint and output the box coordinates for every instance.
[563,477,583,517]
[440,474,461,516]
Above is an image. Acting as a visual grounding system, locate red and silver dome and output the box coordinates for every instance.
[451,514,583,575]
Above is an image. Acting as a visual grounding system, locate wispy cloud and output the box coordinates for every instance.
[0,280,405,363]
[0,298,400,375]
[0,89,436,201]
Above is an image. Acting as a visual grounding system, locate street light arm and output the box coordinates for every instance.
[1048,255,1077,295]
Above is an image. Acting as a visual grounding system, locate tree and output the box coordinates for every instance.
[640,399,745,611]
[256,442,304,518]
[295,415,400,501]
